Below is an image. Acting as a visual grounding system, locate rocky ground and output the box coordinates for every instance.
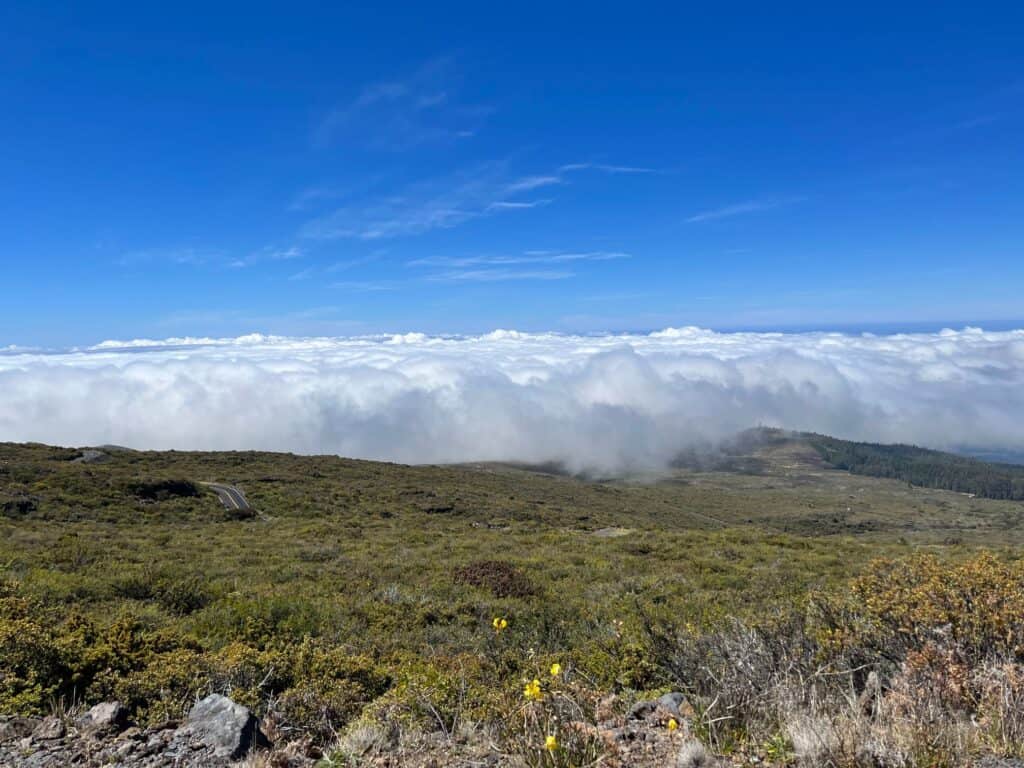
[0,691,704,767]
[6,696,1024,765]
[0,695,319,768]
[7,692,1021,767]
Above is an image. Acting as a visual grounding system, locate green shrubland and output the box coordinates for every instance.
[2,440,1023,765]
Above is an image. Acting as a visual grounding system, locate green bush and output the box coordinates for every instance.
[815,552,1024,664]
[276,641,390,741]
[0,583,65,713]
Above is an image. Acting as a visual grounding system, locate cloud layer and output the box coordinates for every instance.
[2,327,1023,471]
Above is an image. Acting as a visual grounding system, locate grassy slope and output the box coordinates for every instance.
[4,437,1024,768]
[3,439,1022,662]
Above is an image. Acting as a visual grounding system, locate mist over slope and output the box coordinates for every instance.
[1,326,1022,472]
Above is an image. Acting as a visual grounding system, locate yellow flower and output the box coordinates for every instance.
[523,678,543,701]
[545,735,558,751]
[667,718,679,731]
[500,618,508,629]
[550,662,562,677]
[492,617,508,632]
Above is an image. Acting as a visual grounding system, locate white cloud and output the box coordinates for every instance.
[486,200,551,211]
[558,162,658,174]
[301,172,493,240]
[408,251,630,268]
[300,160,656,241]
[300,166,552,240]
[288,186,345,212]
[427,268,574,282]
[287,267,315,281]
[331,280,402,292]
[686,197,805,223]
[4,327,1022,472]
[505,175,563,193]
[116,247,216,267]
[230,245,304,268]
[314,57,491,151]
[325,254,383,273]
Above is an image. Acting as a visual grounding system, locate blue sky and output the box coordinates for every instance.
[2,2,1023,346]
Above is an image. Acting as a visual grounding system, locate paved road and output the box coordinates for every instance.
[200,482,252,513]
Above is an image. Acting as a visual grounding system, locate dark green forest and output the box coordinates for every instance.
[806,433,1024,500]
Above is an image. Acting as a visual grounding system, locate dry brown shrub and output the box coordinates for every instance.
[452,560,537,598]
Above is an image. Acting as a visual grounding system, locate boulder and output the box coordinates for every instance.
[0,717,40,744]
[627,699,657,720]
[656,692,688,717]
[627,692,691,724]
[32,716,66,740]
[184,693,270,759]
[72,449,111,464]
[76,701,129,735]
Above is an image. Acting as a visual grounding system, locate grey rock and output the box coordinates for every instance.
[0,717,40,743]
[72,449,110,464]
[627,699,658,720]
[657,691,688,717]
[76,701,129,735]
[628,691,690,721]
[183,693,270,759]
[32,716,66,740]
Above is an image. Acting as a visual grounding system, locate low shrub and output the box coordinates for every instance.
[837,552,1024,663]
[0,583,65,713]
[0,581,389,734]
[113,569,211,616]
[275,641,390,741]
[453,560,537,599]
[127,479,201,502]
[644,552,1024,765]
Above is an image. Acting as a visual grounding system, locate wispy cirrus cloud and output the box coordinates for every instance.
[505,175,563,193]
[558,162,659,175]
[502,163,659,195]
[299,166,545,240]
[116,247,217,267]
[325,252,385,273]
[314,57,492,151]
[408,250,630,268]
[412,249,631,283]
[486,199,551,211]
[301,195,477,240]
[287,186,346,212]
[427,268,573,282]
[300,159,657,241]
[686,197,805,223]
[228,245,303,269]
[332,280,402,292]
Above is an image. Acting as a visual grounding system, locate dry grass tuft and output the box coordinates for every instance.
[647,552,1024,766]
[676,738,712,767]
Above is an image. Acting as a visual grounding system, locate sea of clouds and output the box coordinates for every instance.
[2,326,1023,471]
